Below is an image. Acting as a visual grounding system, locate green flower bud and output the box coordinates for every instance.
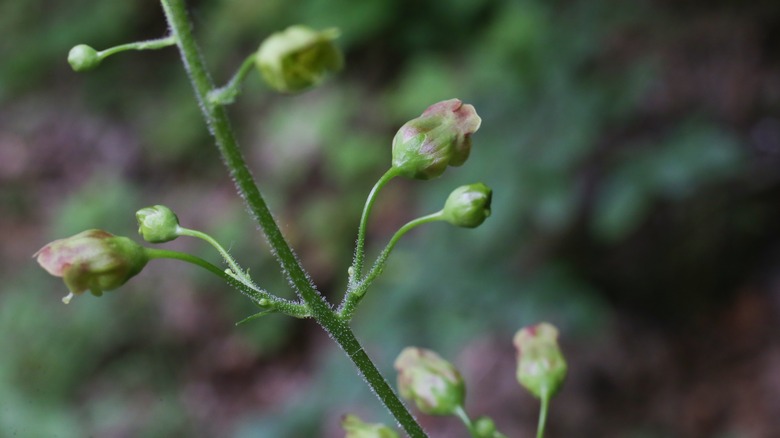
[68,44,101,72]
[34,229,148,304]
[394,347,465,416]
[341,414,399,438]
[391,99,481,180]
[513,323,567,400]
[474,416,500,438]
[136,205,181,243]
[255,25,343,93]
[442,183,492,228]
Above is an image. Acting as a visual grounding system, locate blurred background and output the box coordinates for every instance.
[3,0,780,436]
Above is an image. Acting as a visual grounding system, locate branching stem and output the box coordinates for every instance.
[340,211,443,319]
[207,54,256,106]
[158,1,426,436]
[144,248,308,317]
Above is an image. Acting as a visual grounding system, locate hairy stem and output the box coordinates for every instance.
[176,226,255,287]
[158,1,426,435]
[144,248,308,317]
[350,168,398,285]
[207,53,256,106]
[340,211,443,319]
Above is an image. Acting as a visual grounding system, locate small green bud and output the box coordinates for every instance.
[391,99,482,180]
[442,183,492,228]
[255,25,343,93]
[34,229,148,304]
[68,44,101,72]
[341,414,399,438]
[474,416,498,438]
[513,323,567,400]
[136,205,181,243]
[394,347,465,416]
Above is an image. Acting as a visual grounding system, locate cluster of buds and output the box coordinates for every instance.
[35,205,188,304]
[392,325,566,438]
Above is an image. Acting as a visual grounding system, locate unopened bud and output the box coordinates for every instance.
[394,347,465,415]
[341,414,399,438]
[255,25,343,93]
[474,416,505,438]
[442,183,492,228]
[391,99,481,180]
[68,44,101,72]
[136,205,181,243]
[34,229,148,304]
[513,323,567,400]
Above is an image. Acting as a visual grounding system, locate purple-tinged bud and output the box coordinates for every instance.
[391,99,481,180]
[136,205,181,243]
[341,414,399,438]
[513,323,567,400]
[68,44,101,72]
[394,347,465,415]
[34,229,148,304]
[255,25,343,93]
[442,183,492,228]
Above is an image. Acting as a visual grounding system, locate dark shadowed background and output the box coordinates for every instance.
[3,0,780,436]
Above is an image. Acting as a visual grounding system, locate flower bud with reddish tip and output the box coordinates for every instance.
[136,205,181,243]
[394,347,465,415]
[442,182,492,228]
[255,25,343,93]
[513,322,567,400]
[341,414,399,438]
[34,229,148,304]
[391,99,481,180]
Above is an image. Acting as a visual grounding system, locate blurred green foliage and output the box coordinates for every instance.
[2,0,776,436]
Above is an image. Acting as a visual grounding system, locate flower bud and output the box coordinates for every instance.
[394,347,465,416]
[513,323,567,400]
[68,44,101,72]
[255,25,343,93]
[441,183,492,228]
[474,416,506,438]
[34,229,148,304]
[391,99,481,180]
[341,414,399,438]
[136,205,181,243]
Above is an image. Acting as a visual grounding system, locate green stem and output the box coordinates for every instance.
[453,405,478,437]
[158,1,426,436]
[98,35,176,59]
[350,168,399,285]
[176,226,254,287]
[340,211,443,319]
[536,395,550,438]
[144,248,308,317]
[207,54,256,106]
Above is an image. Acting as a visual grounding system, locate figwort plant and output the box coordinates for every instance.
[37,1,567,436]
